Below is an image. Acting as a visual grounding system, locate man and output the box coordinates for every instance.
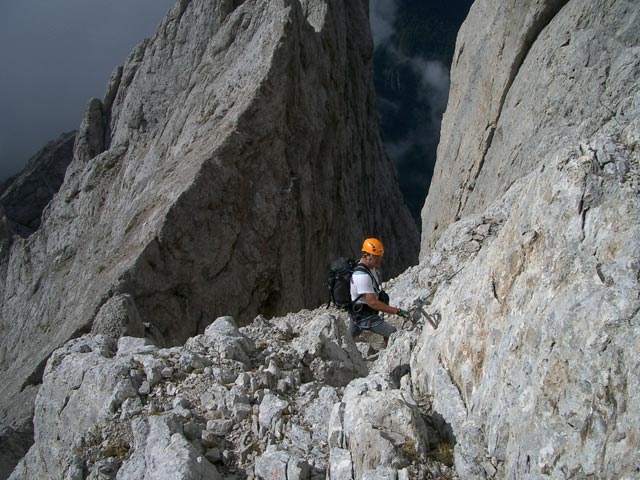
[349,237,409,345]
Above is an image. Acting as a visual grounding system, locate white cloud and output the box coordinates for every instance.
[386,136,415,163]
[386,121,441,165]
[378,48,450,169]
[369,0,398,46]
[409,57,450,115]
[380,44,450,130]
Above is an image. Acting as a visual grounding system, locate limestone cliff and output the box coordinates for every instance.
[0,131,75,237]
[409,0,639,477]
[0,0,418,476]
[420,0,638,253]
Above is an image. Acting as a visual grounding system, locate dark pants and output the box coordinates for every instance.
[348,312,397,340]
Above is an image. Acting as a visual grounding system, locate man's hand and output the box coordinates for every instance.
[396,308,409,318]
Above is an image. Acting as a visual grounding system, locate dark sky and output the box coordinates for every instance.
[0,0,175,182]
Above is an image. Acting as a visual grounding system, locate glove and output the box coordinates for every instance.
[396,308,409,318]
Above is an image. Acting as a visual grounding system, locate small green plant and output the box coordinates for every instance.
[431,441,454,467]
[401,438,417,459]
[130,359,144,370]
[103,441,130,458]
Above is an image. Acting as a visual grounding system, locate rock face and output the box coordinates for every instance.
[389,139,639,477]
[0,130,76,476]
[407,0,639,477]
[10,138,638,477]
[420,0,638,252]
[0,130,76,237]
[0,0,418,474]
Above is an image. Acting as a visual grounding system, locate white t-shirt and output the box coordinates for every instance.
[350,266,381,305]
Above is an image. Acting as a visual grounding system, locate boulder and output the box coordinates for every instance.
[328,375,430,479]
[254,448,309,480]
[92,293,146,339]
[290,314,368,386]
[9,335,127,479]
[185,316,255,365]
[116,416,222,480]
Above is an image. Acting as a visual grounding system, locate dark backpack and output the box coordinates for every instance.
[326,258,379,310]
[326,257,358,309]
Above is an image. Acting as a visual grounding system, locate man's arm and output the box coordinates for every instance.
[363,293,402,315]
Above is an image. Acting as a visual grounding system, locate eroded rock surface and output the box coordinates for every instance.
[421,0,639,252]
[5,0,637,478]
[11,123,639,478]
[10,314,452,479]
[0,130,75,237]
[0,1,418,473]
[387,129,640,477]
[407,0,639,476]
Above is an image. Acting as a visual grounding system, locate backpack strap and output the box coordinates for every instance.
[353,263,380,293]
[351,263,385,316]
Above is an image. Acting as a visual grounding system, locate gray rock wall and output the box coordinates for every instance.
[420,0,638,253]
[0,131,75,237]
[0,0,418,476]
[388,131,640,476]
[405,0,639,476]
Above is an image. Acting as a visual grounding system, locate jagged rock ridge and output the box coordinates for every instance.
[0,130,76,237]
[0,0,418,477]
[8,314,454,479]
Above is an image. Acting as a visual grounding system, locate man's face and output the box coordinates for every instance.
[370,254,383,268]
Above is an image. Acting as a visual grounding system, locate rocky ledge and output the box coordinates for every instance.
[9,312,455,480]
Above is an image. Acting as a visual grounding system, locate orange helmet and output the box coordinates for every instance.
[361,238,384,256]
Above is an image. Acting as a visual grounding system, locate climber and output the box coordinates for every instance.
[348,237,409,346]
